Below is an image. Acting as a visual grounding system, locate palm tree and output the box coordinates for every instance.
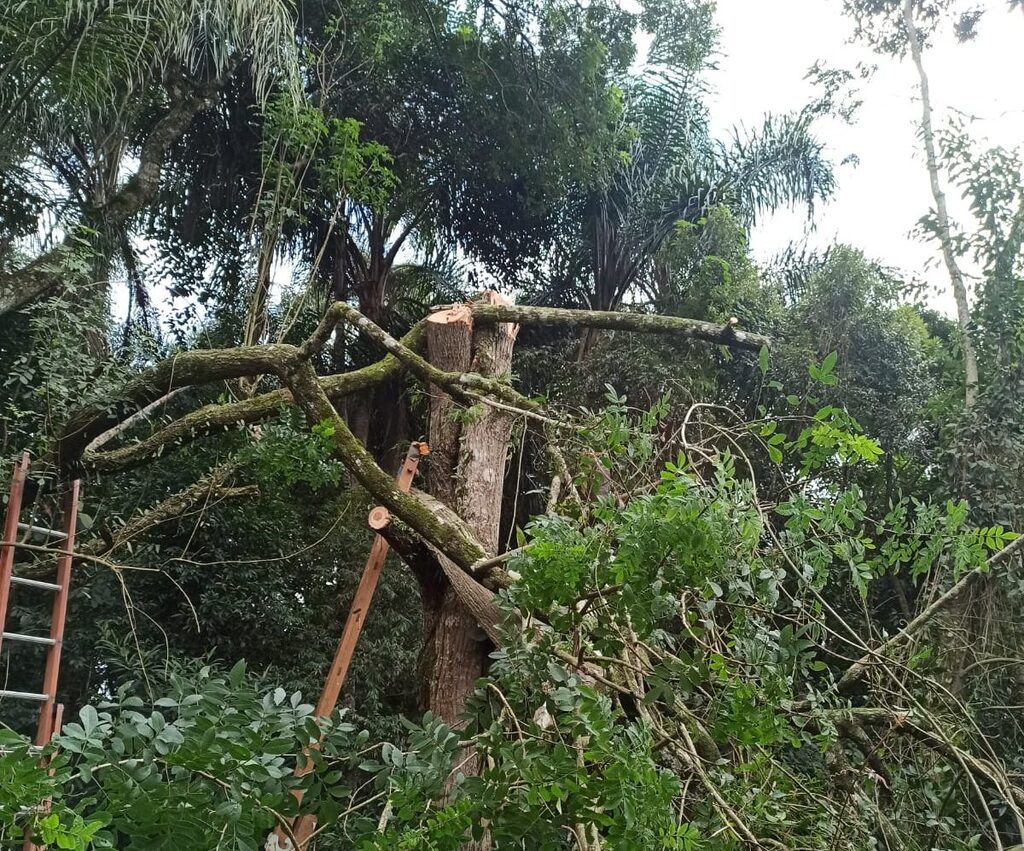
[537,58,834,358]
[0,0,300,317]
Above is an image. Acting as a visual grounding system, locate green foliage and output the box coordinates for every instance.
[4,1,1024,849]
[240,410,343,491]
[261,99,395,222]
[2,662,372,849]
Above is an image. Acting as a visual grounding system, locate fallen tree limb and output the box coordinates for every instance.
[467,303,771,351]
[837,534,1024,694]
[80,323,426,473]
[19,462,253,578]
[851,706,1024,821]
[64,297,758,472]
[278,355,496,577]
[59,344,296,468]
[312,302,539,414]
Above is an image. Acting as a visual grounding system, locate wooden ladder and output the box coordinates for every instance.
[0,452,81,747]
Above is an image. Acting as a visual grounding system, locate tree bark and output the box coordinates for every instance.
[903,0,979,409]
[420,303,481,720]
[418,294,516,851]
[468,302,768,351]
[420,296,517,720]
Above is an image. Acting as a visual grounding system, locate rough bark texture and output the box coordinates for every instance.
[420,295,517,851]
[426,306,474,507]
[420,303,483,722]
[468,302,769,351]
[420,294,517,715]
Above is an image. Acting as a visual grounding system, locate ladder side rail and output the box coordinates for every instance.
[0,453,31,655]
[34,481,79,747]
[24,703,64,851]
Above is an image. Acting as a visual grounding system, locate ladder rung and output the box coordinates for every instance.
[17,522,68,541]
[0,689,48,701]
[9,576,62,592]
[2,632,55,646]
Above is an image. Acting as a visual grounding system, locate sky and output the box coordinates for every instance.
[708,0,1024,314]
[116,0,1024,327]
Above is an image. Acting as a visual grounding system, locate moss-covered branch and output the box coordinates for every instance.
[81,324,425,473]
[277,356,502,584]
[58,344,296,469]
[311,302,543,414]
[469,303,770,351]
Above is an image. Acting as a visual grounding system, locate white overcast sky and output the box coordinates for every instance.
[708,0,1024,314]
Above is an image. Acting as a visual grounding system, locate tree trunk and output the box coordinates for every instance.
[420,294,518,728]
[903,0,983,697]
[903,0,979,410]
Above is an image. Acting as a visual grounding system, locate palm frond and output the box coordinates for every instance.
[0,0,301,167]
[719,110,837,224]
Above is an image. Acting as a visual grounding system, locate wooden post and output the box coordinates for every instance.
[270,442,428,850]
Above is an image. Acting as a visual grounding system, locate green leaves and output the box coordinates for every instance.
[240,409,343,491]
[808,350,838,386]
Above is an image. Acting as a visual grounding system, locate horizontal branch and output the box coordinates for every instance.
[82,323,425,473]
[837,534,1024,693]
[468,303,771,351]
[314,302,543,414]
[59,344,296,469]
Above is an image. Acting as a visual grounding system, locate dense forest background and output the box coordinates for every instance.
[2,1,1024,849]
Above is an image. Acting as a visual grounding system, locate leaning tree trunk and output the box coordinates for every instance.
[903,0,979,411]
[420,294,517,727]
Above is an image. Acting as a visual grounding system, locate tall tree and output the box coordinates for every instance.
[901,0,979,408]
[0,0,300,317]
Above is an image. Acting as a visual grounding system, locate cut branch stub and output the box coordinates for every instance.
[368,506,392,530]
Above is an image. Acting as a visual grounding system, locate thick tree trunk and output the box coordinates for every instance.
[420,295,517,727]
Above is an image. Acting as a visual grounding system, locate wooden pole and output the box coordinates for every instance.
[270,441,428,850]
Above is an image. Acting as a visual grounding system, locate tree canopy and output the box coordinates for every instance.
[3,1,1024,850]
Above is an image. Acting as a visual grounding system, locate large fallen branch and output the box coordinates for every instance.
[63,300,766,472]
[837,534,1024,693]
[311,302,539,413]
[377,520,505,645]
[277,354,499,579]
[467,303,770,351]
[80,324,426,473]
[59,345,295,468]
[55,299,770,609]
